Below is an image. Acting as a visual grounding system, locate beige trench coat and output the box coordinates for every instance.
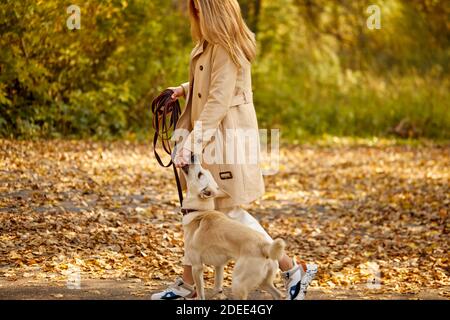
[175,40,265,209]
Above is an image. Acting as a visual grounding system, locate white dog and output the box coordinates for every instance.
[180,158,285,300]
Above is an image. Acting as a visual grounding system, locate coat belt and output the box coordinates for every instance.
[230,90,253,106]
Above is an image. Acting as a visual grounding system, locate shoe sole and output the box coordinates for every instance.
[297,264,318,300]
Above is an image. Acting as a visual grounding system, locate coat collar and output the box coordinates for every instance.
[191,39,208,60]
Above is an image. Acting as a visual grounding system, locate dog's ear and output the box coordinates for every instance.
[199,186,229,199]
[215,188,228,198]
[199,186,216,199]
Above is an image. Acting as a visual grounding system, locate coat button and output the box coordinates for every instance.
[199,65,204,71]
[198,93,202,98]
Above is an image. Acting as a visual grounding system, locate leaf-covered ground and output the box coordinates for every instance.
[0,140,448,299]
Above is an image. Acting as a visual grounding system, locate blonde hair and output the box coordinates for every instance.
[188,0,256,66]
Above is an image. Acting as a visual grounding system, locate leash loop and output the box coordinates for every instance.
[151,89,184,205]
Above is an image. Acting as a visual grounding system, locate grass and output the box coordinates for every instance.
[253,60,449,142]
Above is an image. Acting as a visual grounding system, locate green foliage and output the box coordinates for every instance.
[0,0,448,140]
[0,0,191,138]
[252,0,449,140]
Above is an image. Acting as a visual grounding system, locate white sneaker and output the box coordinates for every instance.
[283,261,318,300]
[151,278,196,300]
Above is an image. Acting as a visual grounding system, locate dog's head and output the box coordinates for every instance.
[181,154,227,204]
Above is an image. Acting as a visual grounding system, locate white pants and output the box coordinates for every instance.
[182,207,273,266]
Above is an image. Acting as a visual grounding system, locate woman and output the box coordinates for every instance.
[152,0,317,300]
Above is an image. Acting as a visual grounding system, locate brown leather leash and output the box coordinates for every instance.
[151,89,184,206]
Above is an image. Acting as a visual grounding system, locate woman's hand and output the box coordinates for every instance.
[168,86,185,100]
[174,147,191,168]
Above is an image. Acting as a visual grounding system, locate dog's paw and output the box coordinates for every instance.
[209,288,227,300]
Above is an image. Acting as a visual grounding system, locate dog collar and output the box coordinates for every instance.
[181,209,198,216]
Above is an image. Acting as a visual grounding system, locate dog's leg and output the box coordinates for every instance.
[213,265,225,294]
[232,281,249,300]
[261,262,283,300]
[210,265,225,299]
[232,259,257,300]
[192,264,205,300]
[261,283,283,300]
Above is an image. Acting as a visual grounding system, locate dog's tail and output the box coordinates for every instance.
[262,239,285,261]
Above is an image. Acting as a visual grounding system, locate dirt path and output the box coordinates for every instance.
[0,279,447,300]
